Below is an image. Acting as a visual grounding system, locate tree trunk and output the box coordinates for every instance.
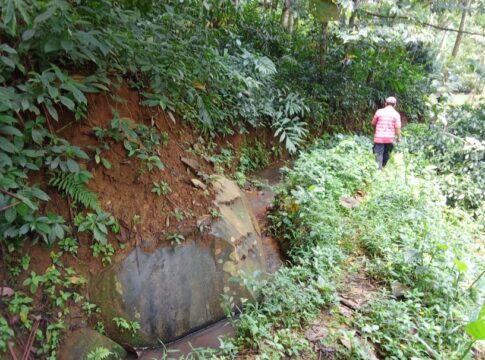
[437,30,449,60]
[281,0,290,27]
[281,0,295,33]
[349,0,360,28]
[319,21,329,76]
[272,0,279,12]
[452,0,472,58]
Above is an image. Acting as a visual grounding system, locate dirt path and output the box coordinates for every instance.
[305,257,379,359]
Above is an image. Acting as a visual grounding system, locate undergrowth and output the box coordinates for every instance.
[213,135,484,360]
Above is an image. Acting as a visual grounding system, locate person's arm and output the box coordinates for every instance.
[371,112,379,126]
[395,113,402,142]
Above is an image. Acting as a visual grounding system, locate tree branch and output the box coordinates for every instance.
[0,188,23,202]
[359,10,485,37]
[0,201,21,212]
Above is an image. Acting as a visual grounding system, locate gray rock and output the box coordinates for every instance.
[58,328,126,360]
[89,177,266,347]
[391,281,410,299]
[340,196,360,209]
[190,178,207,190]
[180,157,202,173]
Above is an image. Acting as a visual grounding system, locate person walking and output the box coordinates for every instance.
[371,96,401,169]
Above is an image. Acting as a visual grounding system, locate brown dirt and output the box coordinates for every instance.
[305,257,378,359]
[3,81,293,358]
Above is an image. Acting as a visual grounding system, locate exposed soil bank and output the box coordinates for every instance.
[131,162,288,359]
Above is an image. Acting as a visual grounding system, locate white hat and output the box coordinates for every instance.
[386,96,397,104]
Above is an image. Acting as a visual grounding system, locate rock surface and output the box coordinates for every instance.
[57,328,126,360]
[89,177,266,347]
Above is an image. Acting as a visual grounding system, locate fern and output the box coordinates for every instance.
[48,170,100,211]
[85,347,113,360]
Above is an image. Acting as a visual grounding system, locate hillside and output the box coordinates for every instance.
[0,0,484,359]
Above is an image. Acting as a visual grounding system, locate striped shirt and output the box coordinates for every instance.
[372,106,401,144]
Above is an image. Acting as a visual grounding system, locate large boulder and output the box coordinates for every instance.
[58,328,126,360]
[89,177,266,347]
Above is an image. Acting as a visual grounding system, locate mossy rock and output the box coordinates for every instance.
[57,328,126,360]
[89,177,266,347]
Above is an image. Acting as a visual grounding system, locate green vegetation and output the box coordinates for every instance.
[112,317,140,337]
[218,134,484,359]
[0,0,483,357]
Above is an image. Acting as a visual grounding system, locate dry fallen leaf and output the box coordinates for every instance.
[0,287,14,297]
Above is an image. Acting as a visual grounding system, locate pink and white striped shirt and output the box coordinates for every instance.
[372,106,401,144]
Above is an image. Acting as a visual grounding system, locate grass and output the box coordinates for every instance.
[208,136,485,360]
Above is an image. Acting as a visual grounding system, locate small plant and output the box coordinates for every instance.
[131,214,141,229]
[208,146,234,172]
[23,271,44,294]
[167,232,185,245]
[75,211,119,244]
[86,347,114,360]
[95,321,106,335]
[94,116,165,172]
[462,302,485,358]
[209,208,221,218]
[21,255,31,271]
[59,237,79,255]
[91,243,115,267]
[238,141,270,175]
[112,317,140,336]
[82,302,100,317]
[152,181,171,196]
[0,316,14,353]
[7,292,33,326]
[232,171,247,187]
[94,147,112,169]
[48,170,100,211]
[172,208,185,222]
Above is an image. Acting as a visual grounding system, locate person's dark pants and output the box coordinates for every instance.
[373,143,394,169]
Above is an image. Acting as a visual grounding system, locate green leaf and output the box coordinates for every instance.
[44,39,60,53]
[45,103,59,121]
[52,224,64,239]
[35,222,51,234]
[22,29,35,41]
[0,151,12,166]
[66,159,80,172]
[16,194,37,210]
[3,0,17,35]
[34,7,55,25]
[0,125,22,136]
[31,129,44,145]
[70,86,87,104]
[93,227,106,244]
[59,96,75,110]
[17,203,30,217]
[0,56,15,68]
[0,114,16,125]
[60,40,75,52]
[455,259,468,273]
[465,319,485,341]
[101,158,111,169]
[5,206,17,223]
[31,187,50,201]
[0,136,18,153]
